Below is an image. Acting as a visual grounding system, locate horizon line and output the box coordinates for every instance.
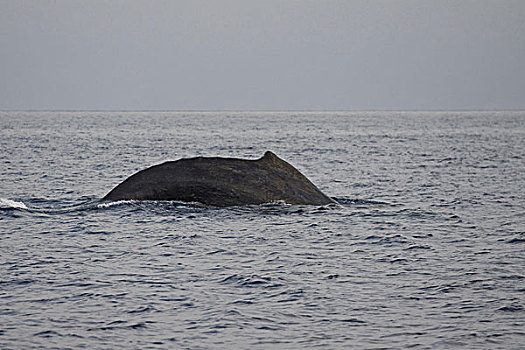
[1,108,524,113]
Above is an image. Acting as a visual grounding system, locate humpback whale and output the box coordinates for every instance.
[102,151,334,207]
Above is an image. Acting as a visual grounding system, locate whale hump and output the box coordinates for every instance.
[102,151,334,207]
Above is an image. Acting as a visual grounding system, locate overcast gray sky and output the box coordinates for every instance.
[1,0,524,110]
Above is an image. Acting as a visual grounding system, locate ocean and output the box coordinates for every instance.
[1,111,524,349]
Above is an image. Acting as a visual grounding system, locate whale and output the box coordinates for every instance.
[102,151,335,207]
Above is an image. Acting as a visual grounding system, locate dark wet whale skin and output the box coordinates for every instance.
[102,151,335,207]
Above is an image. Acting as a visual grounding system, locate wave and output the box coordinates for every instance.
[0,197,99,215]
[333,197,391,206]
[96,199,137,209]
[0,198,29,210]
[1,195,378,217]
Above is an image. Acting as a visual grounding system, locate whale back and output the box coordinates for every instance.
[102,151,334,207]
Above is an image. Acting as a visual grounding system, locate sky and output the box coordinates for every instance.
[1,0,524,111]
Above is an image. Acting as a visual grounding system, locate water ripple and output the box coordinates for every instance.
[1,111,524,349]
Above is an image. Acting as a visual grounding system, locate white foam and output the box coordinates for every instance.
[97,200,135,209]
[0,198,29,210]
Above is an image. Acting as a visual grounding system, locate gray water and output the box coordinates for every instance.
[1,111,524,349]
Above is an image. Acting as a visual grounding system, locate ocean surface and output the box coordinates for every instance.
[0,111,524,349]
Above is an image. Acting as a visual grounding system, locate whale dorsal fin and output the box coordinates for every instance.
[260,151,295,170]
[262,150,278,160]
[261,151,287,165]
